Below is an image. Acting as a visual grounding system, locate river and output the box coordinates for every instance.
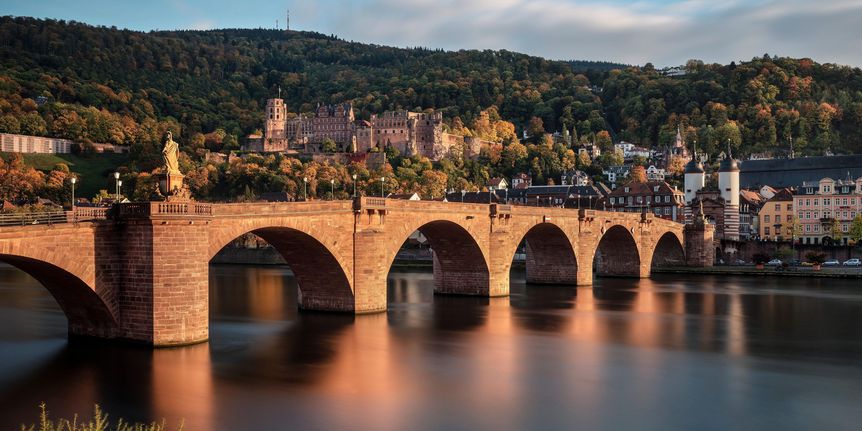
[1,263,861,430]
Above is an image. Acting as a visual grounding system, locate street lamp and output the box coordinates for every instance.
[330,179,335,200]
[113,172,120,201]
[70,176,77,211]
[489,186,494,204]
[303,177,308,201]
[380,177,385,199]
[352,174,358,197]
[117,180,123,201]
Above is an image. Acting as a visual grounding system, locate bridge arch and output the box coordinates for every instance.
[210,226,354,312]
[384,219,490,296]
[0,254,118,338]
[518,223,578,285]
[650,231,686,268]
[593,224,642,277]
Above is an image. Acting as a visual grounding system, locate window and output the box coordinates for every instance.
[814,199,819,206]
[624,187,629,193]
[775,204,780,211]
[764,215,770,223]
[825,198,831,206]
[787,204,792,211]
[765,227,771,235]
[806,224,811,233]
[806,199,810,206]
[776,215,781,223]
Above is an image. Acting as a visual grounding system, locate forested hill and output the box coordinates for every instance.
[1,16,862,159]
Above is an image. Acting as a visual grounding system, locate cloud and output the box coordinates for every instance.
[291,0,862,66]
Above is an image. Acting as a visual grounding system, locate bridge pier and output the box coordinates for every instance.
[117,202,212,346]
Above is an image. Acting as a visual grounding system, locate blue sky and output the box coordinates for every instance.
[5,0,862,66]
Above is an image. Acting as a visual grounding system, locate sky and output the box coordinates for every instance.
[5,0,862,67]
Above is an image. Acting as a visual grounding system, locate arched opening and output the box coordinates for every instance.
[0,255,118,338]
[651,232,685,268]
[210,227,354,312]
[387,220,489,297]
[520,223,578,285]
[593,225,641,277]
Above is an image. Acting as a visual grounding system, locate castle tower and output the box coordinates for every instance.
[718,142,740,207]
[683,142,705,205]
[264,98,287,146]
[718,141,740,241]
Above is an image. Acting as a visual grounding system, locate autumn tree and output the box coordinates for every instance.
[628,165,647,183]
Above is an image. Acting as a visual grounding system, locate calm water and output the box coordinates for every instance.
[1,264,862,430]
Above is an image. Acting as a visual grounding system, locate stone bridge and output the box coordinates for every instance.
[0,198,713,346]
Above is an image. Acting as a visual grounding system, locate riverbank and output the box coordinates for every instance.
[654,266,862,278]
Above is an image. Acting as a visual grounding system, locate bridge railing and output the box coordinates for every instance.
[117,201,213,218]
[0,210,68,226]
[73,206,109,221]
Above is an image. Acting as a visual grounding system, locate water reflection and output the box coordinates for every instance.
[0,263,861,430]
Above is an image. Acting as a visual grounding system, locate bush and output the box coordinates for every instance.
[752,253,771,264]
[805,252,826,265]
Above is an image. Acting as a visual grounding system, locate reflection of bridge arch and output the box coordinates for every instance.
[594,225,641,277]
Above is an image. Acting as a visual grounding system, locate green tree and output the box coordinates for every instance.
[849,214,862,245]
[321,138,338,153]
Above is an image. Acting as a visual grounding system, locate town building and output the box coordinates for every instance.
[645,165,666,181]
[794,176,862,245]
[757,188,795,241]
[0,133,128,154]
[486,178,508,190]
[603,165,631,188]
[576,144,601,160]
[511,173,532,189]
[561,170,590,186]
[739,189,767,240]
[606,181,685,221]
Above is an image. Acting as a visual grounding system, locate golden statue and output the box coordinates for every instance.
[162,131,180,175]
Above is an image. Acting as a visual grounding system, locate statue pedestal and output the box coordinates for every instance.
[156,172,191,201]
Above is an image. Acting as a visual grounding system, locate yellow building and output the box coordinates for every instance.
[757,188,794,241]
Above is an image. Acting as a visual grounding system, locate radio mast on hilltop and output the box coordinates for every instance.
[286,10,290,31]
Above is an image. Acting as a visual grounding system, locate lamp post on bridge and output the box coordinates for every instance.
[352,174,357,198]
[380,177,385,199]
[330,179,335,200]
[489,186,494,204]
[117,180,122,202]
[70,176,76,211]
[302,177,308,201]
[113,172,120,201]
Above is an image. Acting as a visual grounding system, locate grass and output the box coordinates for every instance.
[20,403,183,431]
[1,152,129,199]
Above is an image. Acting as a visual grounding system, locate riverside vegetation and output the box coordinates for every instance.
[19,404,182,431]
